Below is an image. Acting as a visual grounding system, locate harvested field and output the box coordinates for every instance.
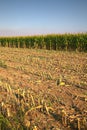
[0,47,87,130]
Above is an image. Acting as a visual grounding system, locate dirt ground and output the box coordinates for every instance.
[0,47,87,130]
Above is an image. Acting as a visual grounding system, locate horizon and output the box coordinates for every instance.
[0,32,87,38]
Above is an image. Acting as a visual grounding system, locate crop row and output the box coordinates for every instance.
[0,33,87,51]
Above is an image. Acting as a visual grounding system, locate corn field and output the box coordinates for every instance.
[0,33,87,51]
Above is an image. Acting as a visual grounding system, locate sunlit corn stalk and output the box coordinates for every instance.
[5,83,12,94]
[30,94,35,107]
[61,110,67,126]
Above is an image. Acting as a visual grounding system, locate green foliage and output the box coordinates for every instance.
[0,33,87,52]
[0,114,12,130]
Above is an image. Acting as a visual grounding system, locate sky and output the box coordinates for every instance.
[0,0,87,36]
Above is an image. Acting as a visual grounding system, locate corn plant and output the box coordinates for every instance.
[0,33,87,51]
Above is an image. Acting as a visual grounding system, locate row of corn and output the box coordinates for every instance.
[0,33,87,51]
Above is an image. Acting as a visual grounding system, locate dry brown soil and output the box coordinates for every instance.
[0,47,87,130]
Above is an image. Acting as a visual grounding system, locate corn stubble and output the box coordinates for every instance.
[0,47,87,130]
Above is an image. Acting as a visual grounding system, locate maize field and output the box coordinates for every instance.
[0,33,87,52]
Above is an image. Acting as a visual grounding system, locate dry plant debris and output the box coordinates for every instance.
[0,47,87,130]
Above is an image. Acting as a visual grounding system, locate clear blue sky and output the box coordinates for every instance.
[0,0,87,36]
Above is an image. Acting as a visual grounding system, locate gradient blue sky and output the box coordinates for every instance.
[0,0,87,36]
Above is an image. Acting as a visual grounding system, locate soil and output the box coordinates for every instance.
[0,47,87,130]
